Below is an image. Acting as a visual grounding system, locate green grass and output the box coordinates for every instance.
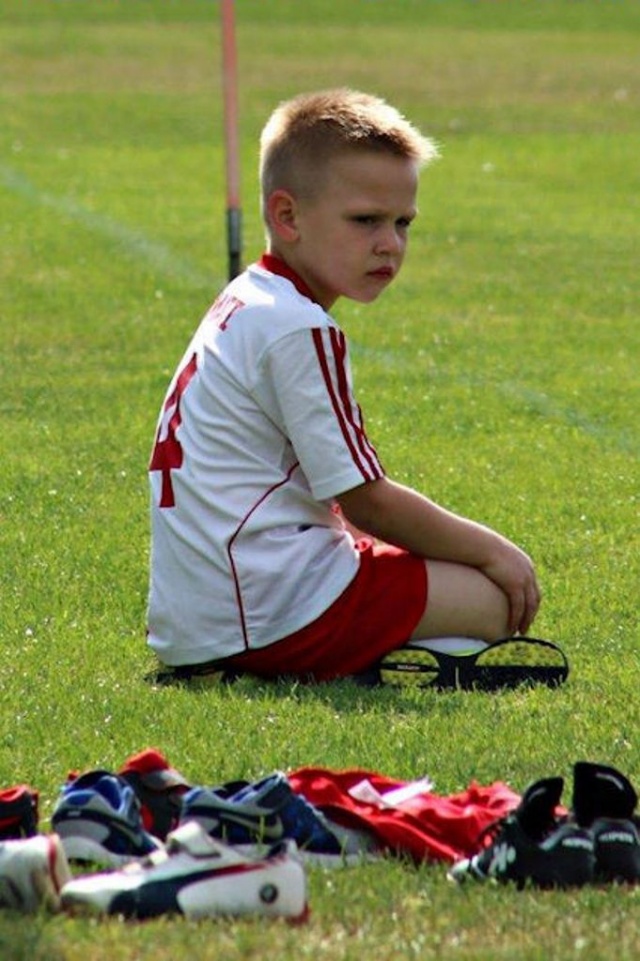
[1,1,639,958]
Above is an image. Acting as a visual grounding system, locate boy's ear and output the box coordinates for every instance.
[265,189,300,243]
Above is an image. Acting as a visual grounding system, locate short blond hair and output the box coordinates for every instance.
[259,89,438,217]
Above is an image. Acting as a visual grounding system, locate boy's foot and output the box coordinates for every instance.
[0,834,71,912]
[145,661,238,688]
[376,637,485,688]
[448,777,594,888]
[60,821,309,921]
[376,636,569,691]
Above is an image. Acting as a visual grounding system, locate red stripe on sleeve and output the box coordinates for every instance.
[328,328,382,478]
[312,328,382,484]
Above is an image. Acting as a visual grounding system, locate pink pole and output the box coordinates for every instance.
[220,0,242,280]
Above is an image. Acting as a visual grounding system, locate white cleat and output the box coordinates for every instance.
[61,820,309,921]
[0,834,72,913]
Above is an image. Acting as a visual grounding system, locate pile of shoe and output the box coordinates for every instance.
[3,755,640,920]
[50,756,374,919]
[448,762,640,888]
[0,748,375,920]
[0,750,311,921]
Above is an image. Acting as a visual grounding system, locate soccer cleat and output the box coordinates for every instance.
[180,772,374,864]
[60,820,308,921]
[51,770,163,867]
[0,834,71,913]
[378,638,486,689]
[462,637,569,691]
[448,776,594,888]
[119,748,191,841]
[0,785,39,840]
[572,761,640,884]
[377,643,443,688]
[180,777,288,847]
[378,636,569,691]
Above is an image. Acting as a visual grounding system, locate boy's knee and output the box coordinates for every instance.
[479,578,511,641]
[416,560,511,641]
[484,609,511,643]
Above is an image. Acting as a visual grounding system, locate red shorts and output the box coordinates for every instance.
[223,540,427,682]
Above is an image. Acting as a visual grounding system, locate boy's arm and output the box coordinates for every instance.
[336,477,540,635]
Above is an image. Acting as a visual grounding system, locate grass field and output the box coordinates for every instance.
[1,0,639,958]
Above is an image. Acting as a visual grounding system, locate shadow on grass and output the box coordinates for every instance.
[143,665,459,717]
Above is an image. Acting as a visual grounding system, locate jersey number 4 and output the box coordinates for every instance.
[149,353,198,508]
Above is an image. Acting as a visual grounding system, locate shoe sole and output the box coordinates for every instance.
[464,637,569,691]
[378,646,441,687]
[379,637,569,691]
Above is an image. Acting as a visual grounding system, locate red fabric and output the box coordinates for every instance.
[223,540,427,681]
[288,766,521,863]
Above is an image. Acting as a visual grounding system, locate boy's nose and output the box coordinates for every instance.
[375,226,405,255]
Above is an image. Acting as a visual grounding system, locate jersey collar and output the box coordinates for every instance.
[258,253,320,305]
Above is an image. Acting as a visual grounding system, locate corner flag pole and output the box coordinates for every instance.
[220,0,242,281]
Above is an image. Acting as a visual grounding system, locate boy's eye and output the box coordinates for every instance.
[350,214,415,229]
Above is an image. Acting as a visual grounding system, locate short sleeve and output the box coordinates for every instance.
[258,326,384,500]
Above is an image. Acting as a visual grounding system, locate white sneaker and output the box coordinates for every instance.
[61,820,308,921]
[0,834,71,913]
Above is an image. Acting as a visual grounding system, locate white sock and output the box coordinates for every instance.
[410,637,489,656]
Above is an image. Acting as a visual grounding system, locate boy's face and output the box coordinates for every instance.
[268,150,419,310]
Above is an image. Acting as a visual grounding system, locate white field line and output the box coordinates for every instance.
[3,164,636,456]
[350,351,638,458]
[1,163,215,289]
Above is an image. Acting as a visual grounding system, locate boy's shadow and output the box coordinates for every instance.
[144,666,454,718]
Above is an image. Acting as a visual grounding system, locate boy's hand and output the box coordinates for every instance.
[479,540,541,636]
[337,478,542,636]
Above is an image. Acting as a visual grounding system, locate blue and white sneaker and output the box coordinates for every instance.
[180,773,376,865]
[60,820,308,921]
[51,771,163,867]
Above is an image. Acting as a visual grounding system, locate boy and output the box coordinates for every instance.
[147,89,540,682]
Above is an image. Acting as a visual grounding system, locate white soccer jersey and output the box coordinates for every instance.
[147,254,385,665]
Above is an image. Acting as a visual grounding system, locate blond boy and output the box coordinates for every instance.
[147,89,540,681]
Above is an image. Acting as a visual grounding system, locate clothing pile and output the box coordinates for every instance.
[1,749,638,921]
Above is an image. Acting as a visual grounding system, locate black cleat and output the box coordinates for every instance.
[377,636,569,692]
[572,762,640,884]
[448,776,594,889]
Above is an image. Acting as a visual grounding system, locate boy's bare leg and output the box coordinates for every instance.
[411,559,511,642]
